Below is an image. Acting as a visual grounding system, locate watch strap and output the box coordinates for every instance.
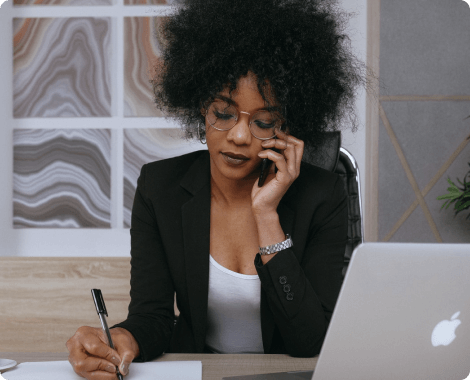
[259,234,293,255]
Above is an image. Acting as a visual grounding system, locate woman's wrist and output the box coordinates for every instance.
[252,208,278,223]
[253,211,286,264]
[113,327,140,358]
[253,212,283,243]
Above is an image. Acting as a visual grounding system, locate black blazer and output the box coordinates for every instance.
[114,150,347,360]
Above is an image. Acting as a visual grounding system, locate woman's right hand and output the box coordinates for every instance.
[66,326,140,379]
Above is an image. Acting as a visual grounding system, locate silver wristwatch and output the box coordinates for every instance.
[259,234,293,255]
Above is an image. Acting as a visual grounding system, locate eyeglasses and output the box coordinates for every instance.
[204,100,283,140]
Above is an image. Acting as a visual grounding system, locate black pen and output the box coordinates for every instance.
[91,289,124,380]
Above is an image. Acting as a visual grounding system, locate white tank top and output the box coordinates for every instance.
[205,254,264,354]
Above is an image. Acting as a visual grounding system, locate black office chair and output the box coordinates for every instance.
[303,131,364,277]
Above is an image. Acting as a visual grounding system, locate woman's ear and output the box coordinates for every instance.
[201,98,212,117]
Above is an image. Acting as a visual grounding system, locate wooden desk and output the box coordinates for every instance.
[0,352,318,380]
[0,257,179,352]
[0,258,318,378]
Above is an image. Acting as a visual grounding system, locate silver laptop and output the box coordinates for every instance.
[224,243,470,380]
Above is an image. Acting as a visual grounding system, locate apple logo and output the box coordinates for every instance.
[431,311,461,347]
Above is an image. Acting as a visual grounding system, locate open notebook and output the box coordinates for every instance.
[1,360,202,380]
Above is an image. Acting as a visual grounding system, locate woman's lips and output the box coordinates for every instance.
[221,152,249,165]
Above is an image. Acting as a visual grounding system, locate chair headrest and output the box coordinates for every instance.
[302,131,341,172]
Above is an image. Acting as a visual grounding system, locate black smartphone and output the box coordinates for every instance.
[258,158,271,187]
[258,147,279,187]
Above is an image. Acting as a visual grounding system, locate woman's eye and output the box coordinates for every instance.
[214,111,235,120]
[254,120,276,129]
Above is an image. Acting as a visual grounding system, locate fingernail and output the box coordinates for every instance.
[121,363,129,375]
[261,141,269,146]
[107,364,115,373]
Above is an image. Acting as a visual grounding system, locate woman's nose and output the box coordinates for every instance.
[226,116,252,144]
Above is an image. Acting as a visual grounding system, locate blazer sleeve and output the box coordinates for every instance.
[113,164,175,362]
[254,175,347,357]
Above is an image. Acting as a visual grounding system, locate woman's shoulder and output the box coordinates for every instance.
[291,160,346,202]
[298,160,342,186]
[139,150,209,187]
[144,150,208,174]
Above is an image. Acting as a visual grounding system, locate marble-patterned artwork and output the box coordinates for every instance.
[14,129,111,228]
[124,17,167,117]
[13,18,111,117]
[14,0,112,5]
[124,0,182,5]
[123,129,204,227]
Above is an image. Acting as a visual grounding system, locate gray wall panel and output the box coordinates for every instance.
[381,101,470,190]
[378,119,417,241]
[380,0,470,96]
[378,0,470,242]
[390,206,436,243]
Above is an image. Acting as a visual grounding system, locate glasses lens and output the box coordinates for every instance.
[206,101,237,130]
[250,111,282,139]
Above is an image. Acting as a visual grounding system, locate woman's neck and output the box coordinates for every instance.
[210,170,255,208]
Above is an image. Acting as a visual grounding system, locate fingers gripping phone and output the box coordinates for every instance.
[258,158,271,187]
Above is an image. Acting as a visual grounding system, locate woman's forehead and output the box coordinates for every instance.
[215,73,278,107]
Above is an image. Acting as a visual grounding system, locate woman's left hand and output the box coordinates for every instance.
[251,128,304,216]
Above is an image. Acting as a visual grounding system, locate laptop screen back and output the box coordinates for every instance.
[313,243,470,380]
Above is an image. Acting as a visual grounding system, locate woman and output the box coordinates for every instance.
[67,0,365,378]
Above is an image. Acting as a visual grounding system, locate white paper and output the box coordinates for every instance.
[2,360,202,380]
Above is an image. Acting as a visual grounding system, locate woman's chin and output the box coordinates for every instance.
[210,153,263,182]
[216,164,261,183]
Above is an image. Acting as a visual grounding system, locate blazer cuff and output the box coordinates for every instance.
[254,249,305,318]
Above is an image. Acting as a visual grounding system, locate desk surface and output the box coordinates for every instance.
[0,352,317,380]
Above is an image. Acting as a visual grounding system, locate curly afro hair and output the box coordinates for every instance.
[153,0,367,156]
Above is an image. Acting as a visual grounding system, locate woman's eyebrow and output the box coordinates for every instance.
[214,95,236,105]
[214,95,281,113]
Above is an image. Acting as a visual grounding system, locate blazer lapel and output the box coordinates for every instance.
[180,151,211,352]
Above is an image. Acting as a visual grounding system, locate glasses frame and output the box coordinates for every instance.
[203,101,284,141]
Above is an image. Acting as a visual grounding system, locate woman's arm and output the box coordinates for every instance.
[252,126,347,357]
[254,175,347,357]
[113,164,175,362]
